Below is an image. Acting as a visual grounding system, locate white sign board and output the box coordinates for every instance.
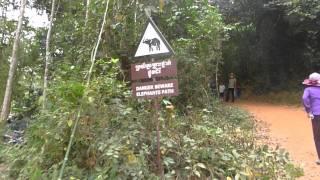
[134,20,174,58]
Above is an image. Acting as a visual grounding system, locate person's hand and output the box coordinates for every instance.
[308,113,314,120]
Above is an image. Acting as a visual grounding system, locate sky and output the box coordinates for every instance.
[0,0,48,28]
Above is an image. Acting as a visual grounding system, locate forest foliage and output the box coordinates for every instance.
[0,0,315,179]
[218,0,320,93]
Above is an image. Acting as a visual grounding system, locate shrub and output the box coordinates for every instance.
[0,59,302,179]
[0,99,302,179]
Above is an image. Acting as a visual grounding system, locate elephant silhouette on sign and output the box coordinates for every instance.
[143,38,160,52]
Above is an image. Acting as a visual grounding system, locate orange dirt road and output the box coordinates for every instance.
[236,101,320,180]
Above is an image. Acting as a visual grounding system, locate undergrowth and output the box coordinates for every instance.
[241,89,302,106]
[0,60,303,179]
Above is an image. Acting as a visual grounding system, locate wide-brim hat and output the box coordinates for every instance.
[302,72,320,86]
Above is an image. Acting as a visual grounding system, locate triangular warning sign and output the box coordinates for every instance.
[134,19,174,58]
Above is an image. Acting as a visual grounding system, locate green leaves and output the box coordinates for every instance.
[67,119,73,127]
[163,157,175,167]
[54,81,85,106]
[166,2,225,107]
[0,1,306,179]
[3,94,303,179]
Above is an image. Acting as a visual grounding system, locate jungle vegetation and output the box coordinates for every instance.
[0,0,318,179]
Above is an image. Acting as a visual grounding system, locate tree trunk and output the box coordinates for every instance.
[0,0,27,121]
[215,40,222,96]
[42,0,56,110]
[1,2,8,45]
[134,0,138,40]
[85,0,90,27]
[159,0,164,12]
[215,58,220,96]
[58,0,110,178]
[86,0,110,86]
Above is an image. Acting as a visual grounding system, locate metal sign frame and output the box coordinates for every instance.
[131,15,178,179]
[134,17,175,59]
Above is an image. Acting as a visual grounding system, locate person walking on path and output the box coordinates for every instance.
[226,73,237,102]
[302,72,320,165]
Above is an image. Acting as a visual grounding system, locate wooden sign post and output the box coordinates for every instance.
[132,17,177,178]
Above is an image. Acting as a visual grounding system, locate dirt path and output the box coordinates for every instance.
[236,101,320,180]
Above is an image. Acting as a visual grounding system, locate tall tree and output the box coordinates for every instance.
[0,0,27,121]
[0,1,8,45]
[58,0,111,178]
[85,0,90,27]
[42,0,56,109]
[86,0,110,86]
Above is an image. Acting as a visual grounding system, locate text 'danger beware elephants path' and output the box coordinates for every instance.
[236,101,320,180]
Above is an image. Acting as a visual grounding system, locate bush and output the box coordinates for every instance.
[0,59,302,179]
[0,98,302,179]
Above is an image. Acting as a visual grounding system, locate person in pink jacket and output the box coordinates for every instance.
[302,72,320,164]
